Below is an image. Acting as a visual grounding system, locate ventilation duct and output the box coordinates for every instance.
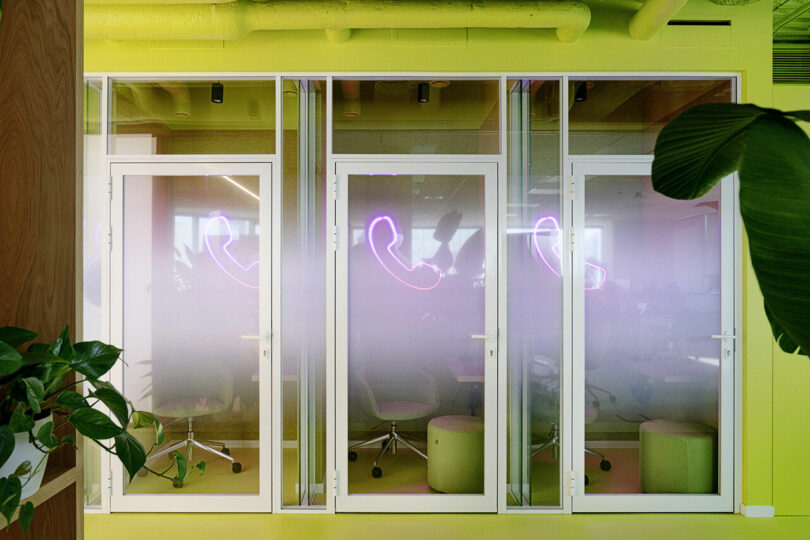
[84,0,592,43]
[774,45,810,85]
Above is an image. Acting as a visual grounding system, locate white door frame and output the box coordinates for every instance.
[569,158,735,513]
[107,161,274,513]
[333,159,499,513]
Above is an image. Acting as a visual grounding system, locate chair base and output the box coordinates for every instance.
[348,421,427,477]
[531,423,611,472]
[148,417,238,471]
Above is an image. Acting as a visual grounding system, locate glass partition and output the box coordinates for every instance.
[110,80,276,154]
[568,79,732,155]
[346,173,488,496]
[581,174,721,495]
[506,79,563,508]
[83,78,104,508]
[120,172,262,497]
[280,79,327,508]
[333,79,499,154]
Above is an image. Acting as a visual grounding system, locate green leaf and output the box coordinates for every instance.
[56,390,88,411]
[11,460,32,478]
[70,341,121,379]
[652,103,775,200]
[21,377,44,414]
[131,411,154,429]
[69,408,123,439]
[739,115,810,355]
[18,502,34,536]
[89,388,129,428]
[0,327,37,349]
[22,350,65,367]
[113,432,147,483]
[43,364,71,395]
[0,427,14,470]
[49,325,74,361]
[35,421,58,449]
[60,434,76,449]
[0,341,23,376]
[785,110,810,123]
[0,477,21,528]
[154,418,165,446]
[26,343,48,354]
[193,461,205,477]
[9,404,34,433]
[174,451,188,482]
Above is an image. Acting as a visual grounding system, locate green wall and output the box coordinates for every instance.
[771,85,810,516]
[86,0,787,513]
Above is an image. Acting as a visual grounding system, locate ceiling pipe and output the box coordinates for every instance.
[628,0,688,40]
[85,0,592,43]
[339,80,362,117]
[156,82,192,117]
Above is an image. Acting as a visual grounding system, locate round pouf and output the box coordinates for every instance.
[640,420,717,494]
[427,415,484,494]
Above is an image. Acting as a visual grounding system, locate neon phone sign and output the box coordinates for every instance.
[204,215,259,289]
[532,216,607,291]
[368,215,443,291]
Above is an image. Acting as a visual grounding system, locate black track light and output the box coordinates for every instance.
[574,81,587,102]
[211,82,224,104]
[417,82,430,103]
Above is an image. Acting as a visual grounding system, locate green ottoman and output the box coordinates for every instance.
[640,420,717,494]
[427,415,484,494]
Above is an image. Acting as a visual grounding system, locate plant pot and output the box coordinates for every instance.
[0,416,51,500]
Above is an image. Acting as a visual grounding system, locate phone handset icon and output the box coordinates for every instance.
[367,215,443,291]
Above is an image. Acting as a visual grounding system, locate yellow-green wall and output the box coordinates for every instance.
[86,0,786,513]
[771,85,810,516]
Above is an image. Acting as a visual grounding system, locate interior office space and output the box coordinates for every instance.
[2,0,810,538]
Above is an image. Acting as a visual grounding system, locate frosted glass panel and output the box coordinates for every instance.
[347,174,486,495]
[122,174,261,495]
[582,175,720,495]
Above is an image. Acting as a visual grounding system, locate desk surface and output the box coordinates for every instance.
[445,357,485,383]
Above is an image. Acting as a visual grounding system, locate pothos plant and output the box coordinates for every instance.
[0,325,204,535]
[651,103,810,355]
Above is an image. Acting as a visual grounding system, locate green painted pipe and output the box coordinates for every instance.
[629,0,688,40]
[85,0,591,43]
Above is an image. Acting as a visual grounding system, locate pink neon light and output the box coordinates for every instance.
[532,216,607,291]
[204,215,259,289]
[368,215,443,291]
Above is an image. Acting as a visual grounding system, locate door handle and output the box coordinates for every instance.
[471,334,495,340]
[710,333,736,340]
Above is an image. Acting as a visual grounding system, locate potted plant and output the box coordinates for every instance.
[651,103,810,355]
[0,325,204,535]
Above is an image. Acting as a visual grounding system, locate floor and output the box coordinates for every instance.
[86,513,810,540]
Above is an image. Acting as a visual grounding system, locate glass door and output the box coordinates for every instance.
[109,162,273,512]
[334,161,498,512]
[570,160,734,512]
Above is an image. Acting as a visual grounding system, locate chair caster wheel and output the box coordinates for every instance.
[232,462,242,474]
[371,466,382,478]
[172,476,183,489]
[222,447,230,456]
[584,475,590,486]
[348,451,358,462]
[600,459,611,471]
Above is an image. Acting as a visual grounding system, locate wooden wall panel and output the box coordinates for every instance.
[0,0,82,538]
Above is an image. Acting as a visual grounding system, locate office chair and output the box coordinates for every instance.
[348,362,440,478]
[531,377,612,485]
[148,360,242,474]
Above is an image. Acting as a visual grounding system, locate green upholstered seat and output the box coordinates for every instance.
[152,361,234,419]
[639,419,717,494]
[427,415,484,494]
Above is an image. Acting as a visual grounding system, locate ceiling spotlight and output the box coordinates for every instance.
[417,82,430,103]
[211,82,224,104]
[574,81,587,102]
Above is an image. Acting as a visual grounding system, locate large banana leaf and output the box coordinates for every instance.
[652,103,810,355]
